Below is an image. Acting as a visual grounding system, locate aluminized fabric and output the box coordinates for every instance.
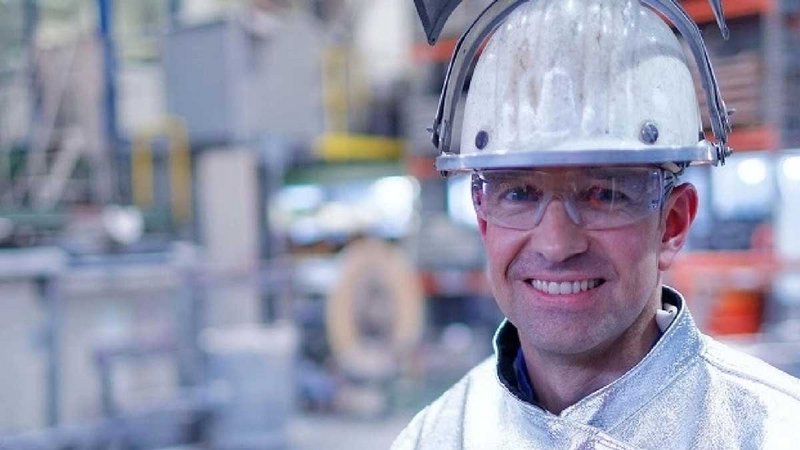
[392,288,800,449]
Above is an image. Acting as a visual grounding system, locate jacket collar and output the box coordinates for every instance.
[493,286,704,427]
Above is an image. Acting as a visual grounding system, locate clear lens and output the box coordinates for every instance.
[473,167,665,230]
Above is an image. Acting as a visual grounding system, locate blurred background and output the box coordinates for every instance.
[0,0,800,448]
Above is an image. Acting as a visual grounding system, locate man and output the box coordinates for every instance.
[393,0,800,448]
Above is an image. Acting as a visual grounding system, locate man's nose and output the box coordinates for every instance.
[527,199,589,262]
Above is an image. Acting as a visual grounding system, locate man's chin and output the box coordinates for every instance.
[518,325,605,357]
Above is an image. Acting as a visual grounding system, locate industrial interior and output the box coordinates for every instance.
[0,0,799,448]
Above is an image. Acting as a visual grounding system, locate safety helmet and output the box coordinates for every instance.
[419,0,732,174]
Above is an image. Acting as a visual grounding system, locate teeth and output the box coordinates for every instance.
[528,278,602,295]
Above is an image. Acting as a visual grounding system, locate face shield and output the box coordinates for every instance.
[418,0,733,175]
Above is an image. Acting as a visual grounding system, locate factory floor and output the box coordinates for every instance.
[160,414,411,450]
[160,415,413,450]
[289,413,412,449]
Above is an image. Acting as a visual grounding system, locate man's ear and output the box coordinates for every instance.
[658,183,698,271]
[477,214,488,238]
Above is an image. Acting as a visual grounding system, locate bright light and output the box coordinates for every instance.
[368,176,416,221]
[737,158,768,186]
[276,185,324,212]
[448,175,478,228]
[782,156,800,182]
[102,205,144,245]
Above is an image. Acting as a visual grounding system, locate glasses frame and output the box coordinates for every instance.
[471,166,678,230]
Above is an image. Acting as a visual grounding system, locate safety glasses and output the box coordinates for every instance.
[472,167,675,230]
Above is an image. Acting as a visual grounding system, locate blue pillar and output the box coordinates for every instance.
[23,0,38,44]
[38,275,62,427]
[169,0,182,26]
[24,0,40,155]
[98,0,119,148]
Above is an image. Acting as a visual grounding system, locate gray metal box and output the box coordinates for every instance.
[164,13,324,146]
[164,19,249,145]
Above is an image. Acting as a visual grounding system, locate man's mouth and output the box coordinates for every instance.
[526,278,605,295]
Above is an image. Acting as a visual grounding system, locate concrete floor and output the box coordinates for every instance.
[288,414,413,450]
[158,414,412,450]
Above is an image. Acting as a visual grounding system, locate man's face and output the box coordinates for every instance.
[475,166,696,357]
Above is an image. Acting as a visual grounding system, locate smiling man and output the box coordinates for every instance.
[393,0,800,448]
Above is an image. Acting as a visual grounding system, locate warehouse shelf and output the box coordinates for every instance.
[682,0,774,24]
[725,125,779,151]
[667,250,800,335]
[412,37,458,64]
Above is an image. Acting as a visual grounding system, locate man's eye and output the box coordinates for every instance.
[500,185,541,203]
[580,186,630,204]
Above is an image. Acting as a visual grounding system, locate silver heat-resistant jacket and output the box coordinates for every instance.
[393,288,800,449]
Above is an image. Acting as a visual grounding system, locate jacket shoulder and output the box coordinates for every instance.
[391,358,496,450]
[701,336,800,403]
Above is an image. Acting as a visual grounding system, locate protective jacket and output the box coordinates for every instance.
[392,287,800,449]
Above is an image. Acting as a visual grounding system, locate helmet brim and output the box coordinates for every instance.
[435,142,719,174]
